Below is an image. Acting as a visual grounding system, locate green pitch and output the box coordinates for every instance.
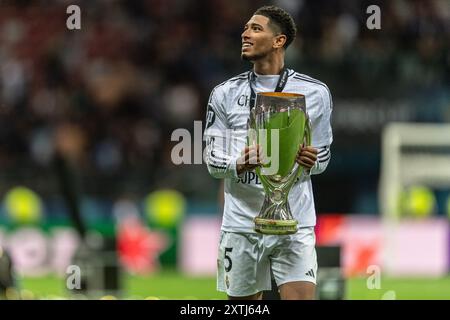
[17,271,226,300]
[15,272,450,300]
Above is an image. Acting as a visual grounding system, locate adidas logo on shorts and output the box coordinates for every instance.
[305,269,315,278]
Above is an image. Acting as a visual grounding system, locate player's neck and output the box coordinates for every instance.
[253,54,285,75]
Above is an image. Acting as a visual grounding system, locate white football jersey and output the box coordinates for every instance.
[204,68,333,233]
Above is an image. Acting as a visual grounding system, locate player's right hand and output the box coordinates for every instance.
[236,145,262,175]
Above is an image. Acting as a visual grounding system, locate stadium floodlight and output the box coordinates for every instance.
[379,123,450,221]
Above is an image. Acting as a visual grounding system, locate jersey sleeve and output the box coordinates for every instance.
[309,85,333,175]
[311,85,333,147]
[203,87,240,179]
[310,145,331,175]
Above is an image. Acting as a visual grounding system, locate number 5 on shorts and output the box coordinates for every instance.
[224,247,233,272]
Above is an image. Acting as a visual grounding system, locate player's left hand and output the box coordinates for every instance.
[296,145,317,169]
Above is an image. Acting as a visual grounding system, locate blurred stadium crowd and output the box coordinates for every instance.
[0,0,448,213]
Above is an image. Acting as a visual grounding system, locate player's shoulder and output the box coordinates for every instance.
[290,70,332,108]
[212,71,250,94]
[290,71,331,95]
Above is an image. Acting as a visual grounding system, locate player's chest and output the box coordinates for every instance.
[226,86,252,130]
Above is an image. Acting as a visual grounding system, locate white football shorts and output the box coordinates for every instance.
[217,227,317,297]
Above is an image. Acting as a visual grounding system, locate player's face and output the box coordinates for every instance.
[241,15,278,61]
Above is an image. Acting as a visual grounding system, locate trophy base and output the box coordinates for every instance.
[254,217,298,235]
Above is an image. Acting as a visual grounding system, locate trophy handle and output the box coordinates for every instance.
[304,119,312,147]
[294,119,312,181]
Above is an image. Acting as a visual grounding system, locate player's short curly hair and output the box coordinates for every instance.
[254,5,297,49]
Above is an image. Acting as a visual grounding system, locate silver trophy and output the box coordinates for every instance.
[248,92,311,235]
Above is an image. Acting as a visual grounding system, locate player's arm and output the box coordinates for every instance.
[296,84,333,175]
[204,88,244,179]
